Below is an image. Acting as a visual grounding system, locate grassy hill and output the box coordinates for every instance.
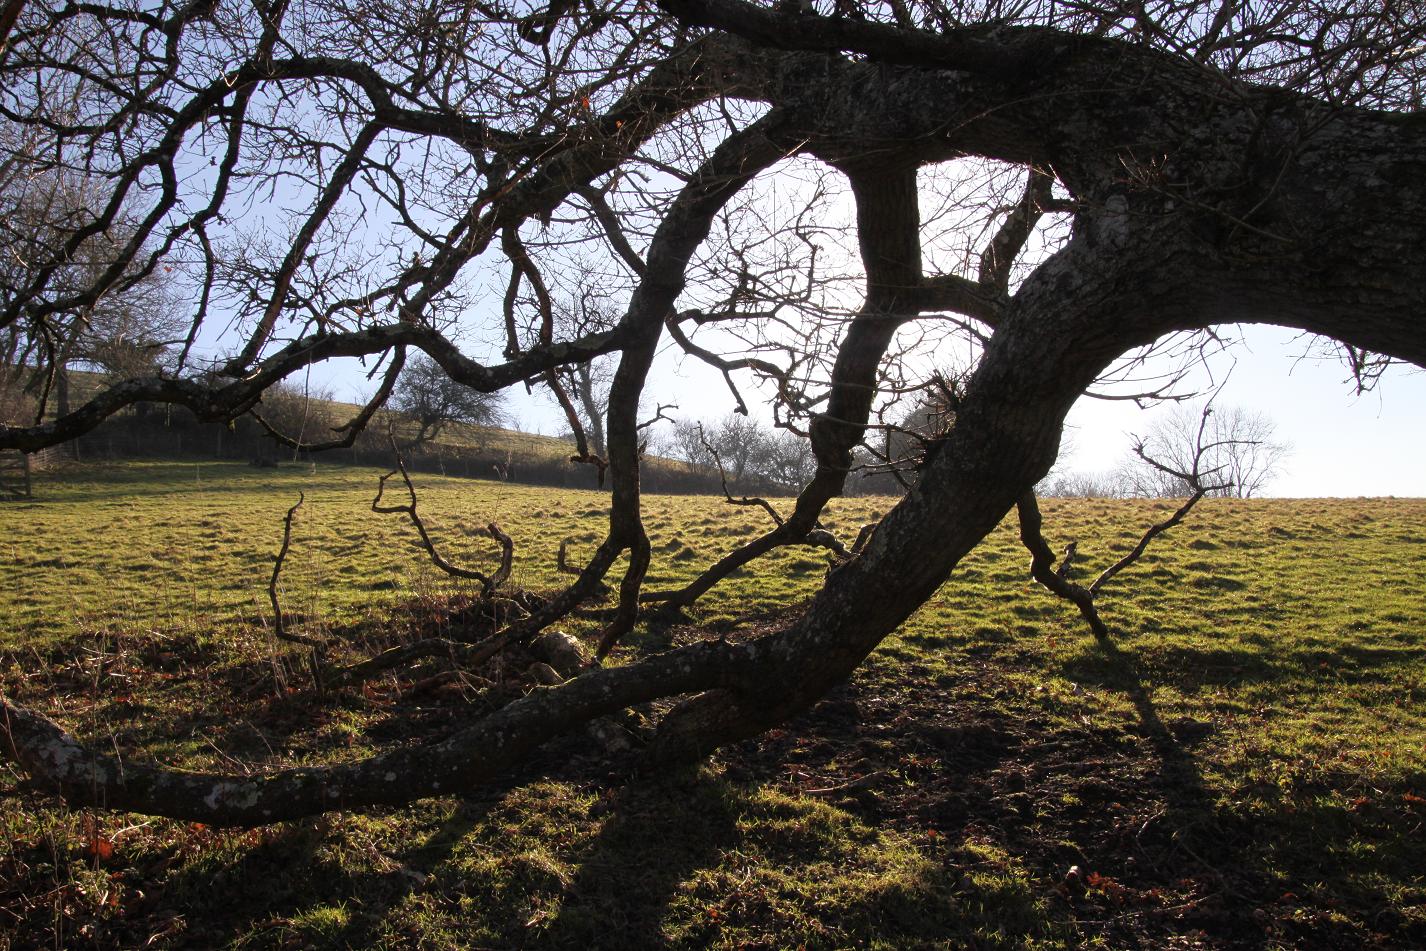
[23,368,721,494]
[2,461,1424,948]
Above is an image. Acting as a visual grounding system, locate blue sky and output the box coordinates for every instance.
[486,321,1424,498]
[1063,325,1424,498]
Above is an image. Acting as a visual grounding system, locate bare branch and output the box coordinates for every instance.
[268,493,326,650]
[0,638,756,825]
[1015,492,1110,639]
[978,166,1056,292]
[371,454,510,598]
[1088,489,1211,597]
[699,422,785,528]
[637,402,678,432]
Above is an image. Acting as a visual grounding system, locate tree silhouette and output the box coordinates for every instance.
[0,0,1422,822]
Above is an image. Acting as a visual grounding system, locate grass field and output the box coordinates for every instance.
[2,461,1424,949]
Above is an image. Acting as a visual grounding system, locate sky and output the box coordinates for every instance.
[1063,325,1425,498]
[483,321,1424,499]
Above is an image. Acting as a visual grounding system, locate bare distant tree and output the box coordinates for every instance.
[0,114,187,422]
[1121,403,1291,498]
[669,414,812,492]
[760,429,816,491]
[708,414,767,484]
[1037,470,1129,499]
[392,354,505,449]
[551,282,621,458]
[669,418,712,469]
[568,359,612,457]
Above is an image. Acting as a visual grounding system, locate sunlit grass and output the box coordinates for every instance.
[1,460,1423,948]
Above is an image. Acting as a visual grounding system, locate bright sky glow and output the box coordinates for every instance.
[1064,325,1425,497]
[487,322,1426,498]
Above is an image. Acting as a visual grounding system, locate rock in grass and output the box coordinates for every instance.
[530,630,589,678]
[526,662,565,686]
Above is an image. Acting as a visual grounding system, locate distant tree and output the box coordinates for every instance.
[555,285,620,459]
[842,375,963,494]
[568,359,612,457]
[0,123,183,418]
[669,414,816,492]
[1037,469,1129,499]
[1121,403,1291,499]
[760,429,817,491]
[392,355,504,448]
[669,418,710,469]
[252,380,339,463]
[707,414,768,484]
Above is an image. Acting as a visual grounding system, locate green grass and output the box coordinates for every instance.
[2,461,1424,948]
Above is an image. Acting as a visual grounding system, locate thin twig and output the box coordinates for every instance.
[699,422,784,527]
[268,493,326,650]
[371,452,512,598]
[1090,489,1210,595]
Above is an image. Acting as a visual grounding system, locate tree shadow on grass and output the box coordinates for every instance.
[539,760,1065,950]
[156,779,527,949]
[1064,640,1283,691]
[20,629,1423,949]
[537,767,742,948]
[1056,634,1426,948]
[1073,636,1214,815]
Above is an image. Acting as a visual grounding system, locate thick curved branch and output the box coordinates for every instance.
[648,161,926,615]
[0,638,758,825]
[579,112,809,656]
[253,348,407,453]
[0,323,624,453]
[914,274,1007,327]
[657,0,1068,76]
[576,183,647,277]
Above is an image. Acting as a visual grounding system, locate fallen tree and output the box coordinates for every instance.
[1,0,1424,824]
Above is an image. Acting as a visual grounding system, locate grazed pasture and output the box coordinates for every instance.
[2,462,1424,949]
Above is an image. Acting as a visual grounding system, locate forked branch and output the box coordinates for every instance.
[1017,405,1234,638]
[371,454,514,599]
[1016,492,1109,639]
[268,493,327,650]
